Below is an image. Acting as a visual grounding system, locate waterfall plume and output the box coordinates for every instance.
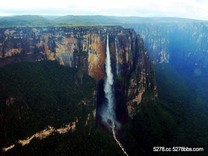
[100,34,129,155]
[101,34,118,127]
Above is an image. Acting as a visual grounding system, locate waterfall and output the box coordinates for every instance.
[101,34,116,125]
[101,35,128,156]
[101,34,129,156]
[115,37,119,75]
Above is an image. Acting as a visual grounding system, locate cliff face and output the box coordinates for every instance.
[0,26,107,80]
[0,26,156,118]
[124,23,208,76]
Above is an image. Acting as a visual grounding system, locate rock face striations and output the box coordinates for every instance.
[0,26,156,119]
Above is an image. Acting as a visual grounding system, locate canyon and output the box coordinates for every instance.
[1,15,208,155]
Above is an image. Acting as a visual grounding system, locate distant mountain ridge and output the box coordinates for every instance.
[0,15,52,27]
[0,15,207,27]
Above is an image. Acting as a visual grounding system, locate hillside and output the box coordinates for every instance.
[0,61,180,156]
[0,61,96,146]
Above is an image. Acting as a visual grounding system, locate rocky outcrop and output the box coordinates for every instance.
[0,26,157,118]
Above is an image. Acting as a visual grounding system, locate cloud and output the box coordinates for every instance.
[0,0,208,20]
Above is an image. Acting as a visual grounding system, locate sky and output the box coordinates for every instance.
[0,0,208,20]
